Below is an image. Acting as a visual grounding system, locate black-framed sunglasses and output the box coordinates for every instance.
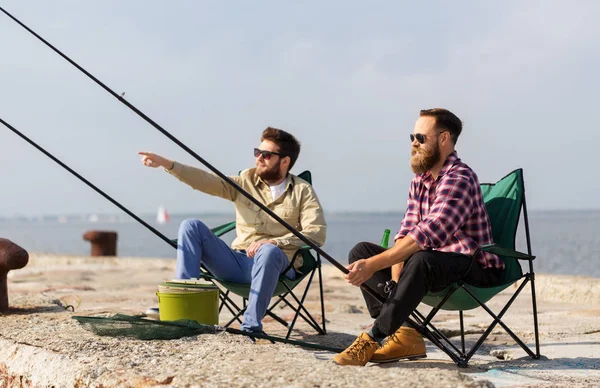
[410,131,447,144]
[253,148,281,160]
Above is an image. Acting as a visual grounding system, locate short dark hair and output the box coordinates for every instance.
[420,108,463,144]
[261,127,301,171]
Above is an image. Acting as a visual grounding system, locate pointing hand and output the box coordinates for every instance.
[138,151,173,169]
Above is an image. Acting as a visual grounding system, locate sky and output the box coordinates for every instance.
[0,1,599,217]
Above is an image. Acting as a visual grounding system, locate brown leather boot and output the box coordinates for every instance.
[370,327,427,363]
[332,332,380,366]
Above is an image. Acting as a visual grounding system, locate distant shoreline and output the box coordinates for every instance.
[2,208,600,221]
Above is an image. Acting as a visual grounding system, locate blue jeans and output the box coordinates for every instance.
[175,219,295,332]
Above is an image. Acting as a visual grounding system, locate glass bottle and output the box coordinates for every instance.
[380,229,391,248]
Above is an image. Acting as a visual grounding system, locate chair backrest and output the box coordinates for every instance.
[297,170,312,185]
[293,170,316,274]
[421,169,529,310]
[480,169,525,284]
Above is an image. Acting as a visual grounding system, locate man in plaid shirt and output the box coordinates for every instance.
[334,108,503,366]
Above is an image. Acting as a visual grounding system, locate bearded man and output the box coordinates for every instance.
[138,127,326,334]
[333,108,503,366]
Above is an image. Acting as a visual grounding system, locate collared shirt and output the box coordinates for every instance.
[166,162,327,268]
[395,152,504,270]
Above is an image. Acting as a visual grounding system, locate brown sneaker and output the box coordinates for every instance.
[332,332,380,366]
[370,327,427,363]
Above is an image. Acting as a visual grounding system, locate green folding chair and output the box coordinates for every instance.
[414,168,540,367]
[178,170,326,339]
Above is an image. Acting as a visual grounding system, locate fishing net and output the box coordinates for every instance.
[72,314,217,340]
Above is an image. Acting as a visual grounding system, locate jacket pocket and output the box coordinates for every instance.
[268,206,300,233]
[235,198,262,230]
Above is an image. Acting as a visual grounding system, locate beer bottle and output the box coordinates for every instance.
[380,229,391,248]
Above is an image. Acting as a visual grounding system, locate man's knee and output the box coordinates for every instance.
[179,219,210,235]
[348,242,372,263]
[402,251,433,275]
[254,244,286,267]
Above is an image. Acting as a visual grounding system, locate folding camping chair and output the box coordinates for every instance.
[183,170,327,340]
[414,168,541,367]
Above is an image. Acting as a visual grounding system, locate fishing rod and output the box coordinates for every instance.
[0,117,176,249]
[0,6,386,305]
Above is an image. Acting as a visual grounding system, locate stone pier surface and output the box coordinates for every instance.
[1,253,599,387]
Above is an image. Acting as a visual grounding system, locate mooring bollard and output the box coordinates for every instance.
[0,238,29,312]
[82,230,118,256]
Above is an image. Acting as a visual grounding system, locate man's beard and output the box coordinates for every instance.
[410,142,441,175]
[257,161,283,181]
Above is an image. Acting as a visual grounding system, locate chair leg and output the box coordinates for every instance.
[462,281,537,360]
[275,295,321,333]
[265,310,290,327]
[422,285,459,326]
[459,310,466,356]
[523,195,541,359]
[265,291,321,331]
[317,254,327,334]
[224,307,246,328]
[414,308,464,356]
[529,272,541,359]
[413,299,468,365]
[414,317,466,366]
[285,270,322,339]
[216,290,244,325]
[261,278,322,335]
[218,290,230,313]
[262,270,325,338]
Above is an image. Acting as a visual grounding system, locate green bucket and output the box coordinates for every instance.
[156,281,220,325]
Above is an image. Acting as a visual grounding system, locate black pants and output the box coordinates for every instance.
[348,242,502,337]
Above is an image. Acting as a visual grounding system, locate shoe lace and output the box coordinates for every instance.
[381,332,404,347]
[346,337,378,361]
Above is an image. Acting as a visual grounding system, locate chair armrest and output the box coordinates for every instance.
[210,221,236,237]
[481,243,536,260]
[285,249,304,273]
[170,221,236,245]
[282,245,317,276]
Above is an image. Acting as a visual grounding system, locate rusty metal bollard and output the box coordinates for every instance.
[83,230,118,256]
[0,239,29,312]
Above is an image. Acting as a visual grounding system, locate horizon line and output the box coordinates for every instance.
[3,207,600,219]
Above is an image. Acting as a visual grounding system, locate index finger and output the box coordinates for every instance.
[137,151,153,156]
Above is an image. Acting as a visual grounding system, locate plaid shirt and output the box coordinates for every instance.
[395,152,504,270]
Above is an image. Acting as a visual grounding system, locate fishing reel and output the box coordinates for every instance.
[377,279,397,297]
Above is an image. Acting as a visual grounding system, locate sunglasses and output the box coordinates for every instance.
[253,148,281,160]
[410,130,447,144]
